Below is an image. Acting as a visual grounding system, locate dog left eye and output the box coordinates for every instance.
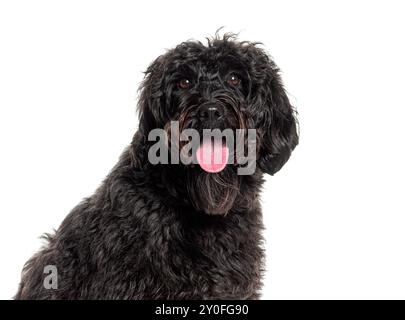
[178,79,191,89]
[227,74,241,87]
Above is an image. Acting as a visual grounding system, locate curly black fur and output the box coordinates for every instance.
[15,33,298,299]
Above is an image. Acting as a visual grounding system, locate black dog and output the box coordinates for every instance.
[16,34,298,299]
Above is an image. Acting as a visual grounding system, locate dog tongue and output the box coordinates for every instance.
[196,140,229,173]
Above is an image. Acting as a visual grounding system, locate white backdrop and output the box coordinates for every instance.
[1,0,405,300]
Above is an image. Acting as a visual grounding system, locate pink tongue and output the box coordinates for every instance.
[196,140,229,173]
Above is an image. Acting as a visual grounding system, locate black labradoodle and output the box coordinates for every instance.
[16,34,298,299]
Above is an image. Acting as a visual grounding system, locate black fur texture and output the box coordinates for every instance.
[15,34,298,299]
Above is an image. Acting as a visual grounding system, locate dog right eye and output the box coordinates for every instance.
[178,79,191,89]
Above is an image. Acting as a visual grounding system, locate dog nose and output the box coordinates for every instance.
[198,105,222,121]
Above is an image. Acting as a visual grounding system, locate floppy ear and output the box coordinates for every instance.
[257,69,299,175]
[131,55,167,169]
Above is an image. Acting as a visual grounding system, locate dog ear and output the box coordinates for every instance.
[257,65,299,175]
[131,55,167,168]
[138,55,168,130]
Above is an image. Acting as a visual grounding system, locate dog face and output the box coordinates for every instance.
[135,34,298,215]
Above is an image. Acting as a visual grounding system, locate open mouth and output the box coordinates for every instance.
[161,120,256,175]
[196,138,229,173]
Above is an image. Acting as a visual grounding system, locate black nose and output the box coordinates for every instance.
[198,104,222,121]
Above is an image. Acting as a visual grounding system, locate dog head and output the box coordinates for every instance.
[133,34,299,215]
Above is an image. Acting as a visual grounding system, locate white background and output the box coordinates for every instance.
[1,0,404,300]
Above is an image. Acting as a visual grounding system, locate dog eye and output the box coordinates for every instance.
[178,79,191,89]
[227,74,241,87]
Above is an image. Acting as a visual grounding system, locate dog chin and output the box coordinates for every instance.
[186,165,240,215]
